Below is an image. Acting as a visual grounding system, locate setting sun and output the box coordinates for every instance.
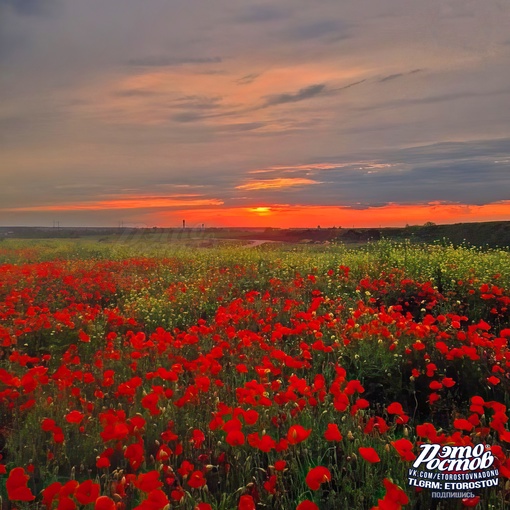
[248,207,273,216]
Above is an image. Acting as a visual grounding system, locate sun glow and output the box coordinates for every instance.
[248,207,273,216]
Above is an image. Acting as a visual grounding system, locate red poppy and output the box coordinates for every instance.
[375,478,409,509]
[171,487,185,502]
[226,430,245,446]
[139,489,170,509]
[238,494,256,510]
[462,496,481,507]
[191,429,206,449]
[75,480,100,505]
[305,466,331,490]
[42,481,62,509]
[263,474,277,494]
[442,377,456,388]
[6,467,35,501]
[124,441,145,470]
[454,418,474,431]
[188,471,207,489]
[195,504,213,510]
[359,447,380,463]
[41,418,56,432]
[391,438,416,461]
[274,460,287,471]
[387,402,405,415]
[135,470,163,492]
[324,423,342,441]
[287,425,311,445]
[296,501,319,510]
[60,480,79,498]
[57,496,77,510]
[94,496,116,510]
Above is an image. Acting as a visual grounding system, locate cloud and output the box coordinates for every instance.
[379,73,404,83]
[234,5,290,23]
[236,73,260,85]
[286,20,349,41]
[126,56,222,67]
[378,69,423,83]
[358,87,510,112]
[330,79,367,92]
[171,112,206,123]
[113,89,162,98]
[219,122,266,132]
[173,95,224,111]
[2,195,224,212]
[0,0,53,16]
[236,178,320,190]
[262,84,327,107]
[248,163,350,175]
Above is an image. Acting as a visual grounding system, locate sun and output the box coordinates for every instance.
[248,207,272,216]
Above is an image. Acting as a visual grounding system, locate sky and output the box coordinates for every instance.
[1,0,509,228]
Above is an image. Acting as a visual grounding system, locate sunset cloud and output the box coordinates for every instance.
[2,195,224,212]
[236,178,320,191]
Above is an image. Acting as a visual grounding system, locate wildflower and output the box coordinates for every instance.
[305,466,331,490]
[324,423,343,441]
[391,438,416,461]
[287,425,311,445]
[95,496,116,510]
[359,447,380,463]
[296,501,319,510]
[238,494,256,510]
[75,480,100,505]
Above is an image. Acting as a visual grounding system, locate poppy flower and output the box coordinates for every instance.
[296,501,319,510]
[376,478,409,508]
[171,487,185,502]
[442,377,456,388]
[324,423,342,441]
[226,430,245,446]
[195,504,213,510]
[135,470,162,492]
[263,474,277,494]
[191,429,206,449]
[487,376,500,386]
[140,489,170,509]
[462,496,481,507]
[41,418,56,432]
[287,425,311,445]
[274,460,287,471]
[57,496,77,510]
[42,481,62,509]
[6,467,35,501]
[95,496,116,510]
[391,438,416,461]
[454,419,474,431]
[387,402,405,415]
[75,480,100,505]
[359,447,380,463]
[305,466,331,490]
[188,471,207,489]
[238,494,256,510]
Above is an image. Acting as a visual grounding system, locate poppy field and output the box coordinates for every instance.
[0,239,509,509]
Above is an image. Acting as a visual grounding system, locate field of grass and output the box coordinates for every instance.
[0,239,509,509]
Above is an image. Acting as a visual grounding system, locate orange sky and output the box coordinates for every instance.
[141,201,510,228]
